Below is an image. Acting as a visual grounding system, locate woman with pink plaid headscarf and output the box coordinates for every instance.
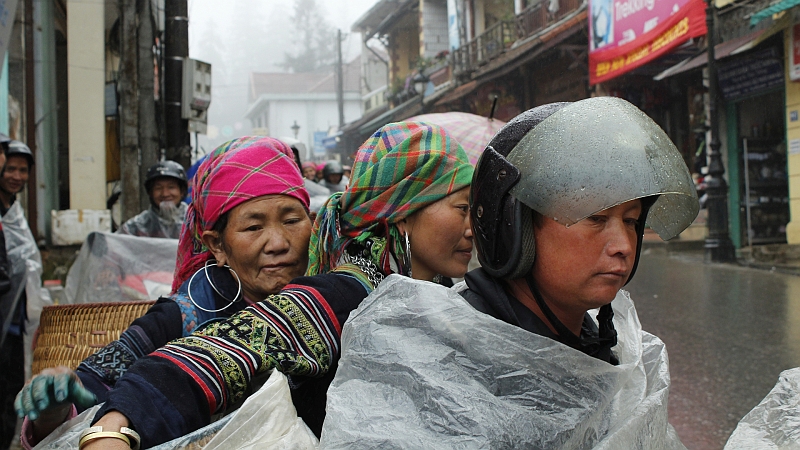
[16,137,312,448]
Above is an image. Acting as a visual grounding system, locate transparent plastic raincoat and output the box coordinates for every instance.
[725,367,800,449]
[321,275,686,449]
[63,232,177,304]
[116,203,187,239]
[1,202,51,379]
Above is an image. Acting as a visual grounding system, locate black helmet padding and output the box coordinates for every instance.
[470,103,570,279]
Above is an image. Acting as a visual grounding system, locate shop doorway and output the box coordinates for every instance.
[737,89,788,246]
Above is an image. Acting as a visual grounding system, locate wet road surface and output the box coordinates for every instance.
[626,249,800,450]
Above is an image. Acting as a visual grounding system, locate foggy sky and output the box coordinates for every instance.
[187,0,378,156]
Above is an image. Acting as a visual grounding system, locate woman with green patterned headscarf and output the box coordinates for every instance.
[80,122,475,449]
[309,121,475,285]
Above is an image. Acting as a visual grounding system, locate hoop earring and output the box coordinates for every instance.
[404,231,413,278]
[187,260,242,313]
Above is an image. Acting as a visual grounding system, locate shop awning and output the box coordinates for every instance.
[653,28,767,80]
[750,0,800,26]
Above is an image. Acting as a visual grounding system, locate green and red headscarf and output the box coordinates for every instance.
[172,136,309,292]
[307,121,473,276]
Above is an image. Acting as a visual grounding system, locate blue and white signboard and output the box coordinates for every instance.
[313,131,328,155]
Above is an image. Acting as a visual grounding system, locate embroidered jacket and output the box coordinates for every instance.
[93,264,376,448]
[76,264,249,404]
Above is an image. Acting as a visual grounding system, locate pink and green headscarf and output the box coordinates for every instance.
[307,121,473,276]
[172,136,309,292]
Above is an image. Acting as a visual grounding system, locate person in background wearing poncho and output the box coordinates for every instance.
[116,161,189,239]
[0,139,46,450]
[77,121,475,449]
[0,137,17,450]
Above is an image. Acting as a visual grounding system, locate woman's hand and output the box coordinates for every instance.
[80,411,132,450]
[15,366,97,430]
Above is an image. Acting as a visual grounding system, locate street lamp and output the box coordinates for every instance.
[412,72,430,112]
[703,0,736,262]
[291,120,300,140]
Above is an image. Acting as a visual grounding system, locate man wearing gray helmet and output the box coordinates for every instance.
[116,161,189,239]
[464,97,699,364]
[320,98,698,448]
[321,160,348,192]
[0,140,33,215]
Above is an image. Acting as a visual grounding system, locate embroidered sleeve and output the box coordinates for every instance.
[76,299,184,392]
[78,325,156,385]
[150,268,372,414]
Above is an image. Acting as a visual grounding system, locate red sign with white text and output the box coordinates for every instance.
[588,0,708,84]
[790,22,800,81]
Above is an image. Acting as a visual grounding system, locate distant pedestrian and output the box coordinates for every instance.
[321,160,347,192]
[301,161,317,181]
[0,139,36,450]
[116,161,188,239]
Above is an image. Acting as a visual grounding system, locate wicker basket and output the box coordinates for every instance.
[32,301,156,375]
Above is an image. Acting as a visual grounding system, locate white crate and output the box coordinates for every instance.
[50,209,112,246]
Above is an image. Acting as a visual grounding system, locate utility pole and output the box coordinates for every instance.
[164,0,191,168]
[335,29,344,128]
[137,0,159,210]
[119,0,160,221]
[703,0,736,262]
[118,0,140,221]
[24,0,37,237]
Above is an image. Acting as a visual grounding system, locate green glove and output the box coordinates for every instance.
[14,369,97,421]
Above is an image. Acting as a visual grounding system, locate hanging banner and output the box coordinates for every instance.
[588,0,708,85]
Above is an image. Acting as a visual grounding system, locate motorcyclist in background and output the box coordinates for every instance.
[116,161,188,239]
[0,137,28,450]
[0,140,33,216]
[321,160,347,193]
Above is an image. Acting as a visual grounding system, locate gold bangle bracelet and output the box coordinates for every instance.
[78,431,130,449]
[120,426,142,450]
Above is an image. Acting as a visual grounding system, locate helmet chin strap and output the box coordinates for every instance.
[523,273,618,357]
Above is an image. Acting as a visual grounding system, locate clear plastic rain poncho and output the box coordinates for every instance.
[724,367,800,449]
[0,201,52,380]
[63,231,177,304]
[32,370,318,450]
[507,96,698,240]
[321,275,686,449]
[116,202,188,239]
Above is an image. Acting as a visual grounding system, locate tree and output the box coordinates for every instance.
[281,0,337,73]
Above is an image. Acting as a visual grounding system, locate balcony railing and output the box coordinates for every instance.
[453,0,584,77]
[516,0,583,39]
[452,20,516,77]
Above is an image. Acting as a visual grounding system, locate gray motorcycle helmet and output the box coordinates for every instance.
[6,140,34,167]
[471,97,699,281]
[322,161,344,181]
[145,160,188,208]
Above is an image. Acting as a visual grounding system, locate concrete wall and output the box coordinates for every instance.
[67,0,106,209]
[420,0,450,59]
[388,12,419,90]
[361,45,388,95]
[265,95,361,160]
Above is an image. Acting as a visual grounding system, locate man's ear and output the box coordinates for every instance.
[200,230,227,266]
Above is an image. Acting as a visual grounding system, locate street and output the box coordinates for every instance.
[627,249,800,450]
